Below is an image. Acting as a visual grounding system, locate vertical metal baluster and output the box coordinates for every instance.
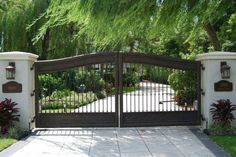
[67,71,69,113]
[128,63,130,113]
[44,75,47,114]
[156,67,159,112]
[106,63,108,113]
[176,69,179,111]
[78,68,81,113]
[122,63,125,113]
[101,64,104,113]
[74,68,76,113]
[133,64,135,112]
[81,67,84,113]
[150,67,152,112]
[145,65,148,112]
[95,65,97,113]
[132,64,134,112]
[173,69,176,111]
[161,67,164,112]
[148,65,151,112]
[109,63,111,112]
[166,68,169,111]
[170,69,173,111]
[86,66,88,113]
[102,64,105,113]
[89,66,92,113]
[39,76,43,113]
[138,64,141,112]
[154,67,157,112]
[41,75,44,113]
[93,65,96,113]
[143,65,145,112]
[49,75,52,114]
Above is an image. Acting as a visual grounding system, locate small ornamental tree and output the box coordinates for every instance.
[210,99,236,127]
[0,99,19,134]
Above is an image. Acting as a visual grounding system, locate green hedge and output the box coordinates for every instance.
[144,67,170,84]
[168,70,197,106]
[40,90,97,110]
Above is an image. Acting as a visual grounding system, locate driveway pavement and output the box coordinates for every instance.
[0,127,230,157]
[75,82,196,113]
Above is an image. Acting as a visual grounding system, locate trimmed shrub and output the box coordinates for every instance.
[144,67,170,84]
[75,70,105,93]
[41,90,97,110]
[208,123,236,135]
[103,72,115,84]
[0,99,19,134]
[39,74,64,97]
[168,70,197,106]
[123,71,140,87]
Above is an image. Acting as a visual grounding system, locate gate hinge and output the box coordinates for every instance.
[30,64,35,71]
[31,116,36,123]
[201,64,205,70]
[201,89,205,96]
[31,90,35,96]
[201,114,206,121]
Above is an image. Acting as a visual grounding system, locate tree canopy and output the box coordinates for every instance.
[0,0,236,59]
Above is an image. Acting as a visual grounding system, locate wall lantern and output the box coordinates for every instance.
[221,61,230,79]
[5,62,15,80]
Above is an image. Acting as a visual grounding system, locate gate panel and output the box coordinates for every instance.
[35,53,118,127]
[120,53,201,126]
[35,52,201,127]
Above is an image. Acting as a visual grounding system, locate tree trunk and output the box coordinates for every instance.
[41,29,50,60]
[129,41,135,52]
[26,32,35,53]
[204,23,221,51]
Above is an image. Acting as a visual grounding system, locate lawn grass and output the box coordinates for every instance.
[210,136,236,157]
[0,138,17,152]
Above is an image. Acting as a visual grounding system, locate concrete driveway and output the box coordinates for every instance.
[75,82,196,113]
[0,127,230,157]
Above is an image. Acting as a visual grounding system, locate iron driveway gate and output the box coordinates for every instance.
[35,53,119,127]
[35,52,201,127]
[119,53,201,127]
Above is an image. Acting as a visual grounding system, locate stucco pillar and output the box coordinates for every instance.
[0,52,38,131]
[196,51,236,129]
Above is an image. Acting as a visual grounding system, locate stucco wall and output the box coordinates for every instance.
[197,51,236,128]
[0,52,38,131]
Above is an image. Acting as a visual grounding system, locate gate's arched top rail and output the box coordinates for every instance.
[121,53,200,70]
[35,52,117,73]
[35,52,201,73]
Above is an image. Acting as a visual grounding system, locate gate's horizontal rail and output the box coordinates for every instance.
[121,111,200,126]
[35,53,116,73]
[37,113,117,127]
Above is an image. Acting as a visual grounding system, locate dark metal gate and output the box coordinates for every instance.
[119,53,201,126]
[35,52,201,127]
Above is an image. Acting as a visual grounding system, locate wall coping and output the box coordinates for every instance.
[0,51,38,61]
[196,51,236,61]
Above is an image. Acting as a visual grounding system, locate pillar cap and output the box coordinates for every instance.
[196,51,236,61]
[0,51,38,61]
